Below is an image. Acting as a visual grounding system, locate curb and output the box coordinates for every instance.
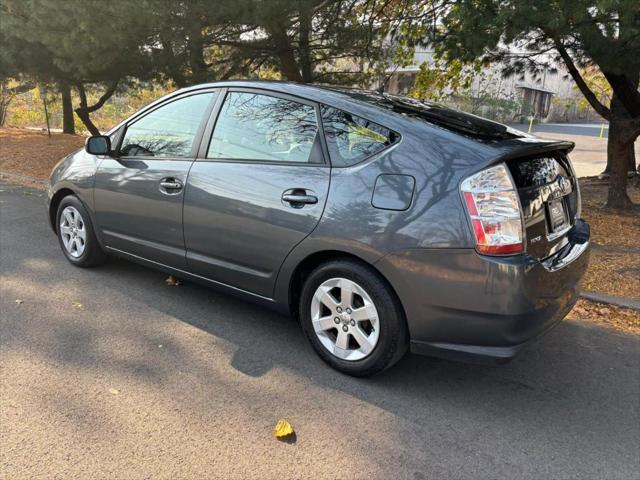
[580,292,640,311]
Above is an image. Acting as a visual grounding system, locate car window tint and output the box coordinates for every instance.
[207,92,319,163]
[120,93,215,157]
[321,106,398,166]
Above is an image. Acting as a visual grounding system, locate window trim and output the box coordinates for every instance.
[114,90,220,162]
[319,103,402,168]
[196,87,330,167]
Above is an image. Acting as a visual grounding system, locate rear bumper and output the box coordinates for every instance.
[376,220,590,364]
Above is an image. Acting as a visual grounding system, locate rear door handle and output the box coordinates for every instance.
[282,189,318,208]
[159,178,183,194]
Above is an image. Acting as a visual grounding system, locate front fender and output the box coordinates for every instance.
[47,149,100,238]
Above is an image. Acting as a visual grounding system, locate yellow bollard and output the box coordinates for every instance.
[528,117,534,134]
[599,123,605,139]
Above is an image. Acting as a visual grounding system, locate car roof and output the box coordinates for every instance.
[176,80,525,141]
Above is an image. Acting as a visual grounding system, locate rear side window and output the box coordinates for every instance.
[207,92,320,163]
[120,93,215,157]
[321,106,398,167]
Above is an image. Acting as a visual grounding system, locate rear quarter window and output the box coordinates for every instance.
[321,106,398,167]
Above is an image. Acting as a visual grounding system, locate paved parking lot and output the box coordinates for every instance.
[1,181,639,479]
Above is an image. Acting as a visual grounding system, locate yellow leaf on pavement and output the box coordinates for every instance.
[274,418,294,439]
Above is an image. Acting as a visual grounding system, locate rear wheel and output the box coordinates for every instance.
[299,260,408,376]
[56,195,107,267]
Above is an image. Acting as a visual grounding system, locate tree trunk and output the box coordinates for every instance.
[0,80,35,127]
[0,100,8,126]
[298,5,313,83]
[74,81,119,136]
[268,27,303,82]
[60,82,75,135]
[605,115,636,209]
[75,107,100,136]
[187,21,208,85]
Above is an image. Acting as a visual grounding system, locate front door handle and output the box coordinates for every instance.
[282,189,318,208]
[159,178,183,194]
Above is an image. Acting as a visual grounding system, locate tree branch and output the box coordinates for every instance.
[85,80,119,113]
[554,39,611,120]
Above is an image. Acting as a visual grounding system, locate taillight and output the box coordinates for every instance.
[461,163,524,255]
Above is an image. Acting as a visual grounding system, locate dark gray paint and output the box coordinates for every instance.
[93,158,193,269]
[371,174,415,211]
[47,80,590,363]
[183,162,330,297]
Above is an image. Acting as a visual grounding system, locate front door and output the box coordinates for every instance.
[183,90,330,298]
[94,91,217,268]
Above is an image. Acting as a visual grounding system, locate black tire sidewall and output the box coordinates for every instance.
[56,195,103,267]
[299,260,407,376]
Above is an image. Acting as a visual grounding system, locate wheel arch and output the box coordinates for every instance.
[286,250,407,328]
[49,187,76,233]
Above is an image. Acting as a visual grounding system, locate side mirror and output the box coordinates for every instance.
[85,135,111,155]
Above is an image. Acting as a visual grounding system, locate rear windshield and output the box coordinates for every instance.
[507,154,573,188]
[322,87,524,141]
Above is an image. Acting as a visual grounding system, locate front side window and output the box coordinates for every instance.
[120,92,215,157]
[207,92,319,163]
[321,106,398,167]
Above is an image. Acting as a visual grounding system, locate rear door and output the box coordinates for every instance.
[183,89,330,298]
[94,91,218,268]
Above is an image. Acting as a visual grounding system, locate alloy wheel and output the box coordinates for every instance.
[59,206,86,258]
[310,277,380,361]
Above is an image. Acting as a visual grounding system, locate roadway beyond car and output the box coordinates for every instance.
[47,81,590,376]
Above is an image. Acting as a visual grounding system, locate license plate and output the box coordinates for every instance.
[548,199,568,232]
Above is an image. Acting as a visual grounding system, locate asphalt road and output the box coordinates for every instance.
[1,181,639,480]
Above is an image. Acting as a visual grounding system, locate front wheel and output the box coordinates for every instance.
[56,195,107,267]
[299,260,408,376]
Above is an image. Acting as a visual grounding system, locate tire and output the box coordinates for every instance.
[56,195,107,267]
[299,259,408,376]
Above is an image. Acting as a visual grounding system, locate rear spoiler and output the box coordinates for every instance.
[492,140,575,164]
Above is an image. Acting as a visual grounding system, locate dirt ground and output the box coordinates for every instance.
[0,128,84,183]
[1,127,638,332]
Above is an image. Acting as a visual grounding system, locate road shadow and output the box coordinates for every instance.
[89,259,640,418]
[2,182,638,477]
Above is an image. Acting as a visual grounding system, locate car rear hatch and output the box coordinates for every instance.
[504,150,580,260]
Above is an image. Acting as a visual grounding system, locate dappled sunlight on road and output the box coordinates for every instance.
[2,181,639,479]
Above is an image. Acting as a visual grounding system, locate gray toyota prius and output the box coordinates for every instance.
[47,81,590,376]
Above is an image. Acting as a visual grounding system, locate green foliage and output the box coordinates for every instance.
[1,0,154,83]
[438,0,640,115]
[436,0,640,207]
[409,57,480,102]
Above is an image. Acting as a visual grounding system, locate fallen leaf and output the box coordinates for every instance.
[165,275,182,287]
[72,301,83,309]
[274,418,294,439]
[108,388,120,395]
[15,299,24,304]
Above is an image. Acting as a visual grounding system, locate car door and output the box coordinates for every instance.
[94,91,218,269]
[183,89,331,298]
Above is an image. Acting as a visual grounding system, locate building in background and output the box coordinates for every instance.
[373,50,602,124]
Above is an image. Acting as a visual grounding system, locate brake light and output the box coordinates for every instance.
[461,163,524,255]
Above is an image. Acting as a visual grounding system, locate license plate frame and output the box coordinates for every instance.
[547,199,568,233]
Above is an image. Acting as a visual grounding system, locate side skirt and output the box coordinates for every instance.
[105,246,288,314]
